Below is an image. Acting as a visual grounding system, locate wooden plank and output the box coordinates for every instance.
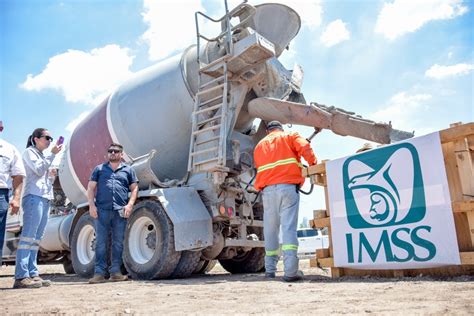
[313,209,328,219]
[311,217,330,229]
[309,258,318,268]
[452,200,474,213]
[304,161,326,176]
[453,136,474,248]
[453,138,474,198]
[443,141,463,202]
[316,248,330,259]
[439,122,474,144]
[460,252,474,265]
[467,212,474,249]
[316,257,334,267]
[331,267,343,277]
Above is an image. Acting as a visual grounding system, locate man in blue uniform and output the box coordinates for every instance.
[87,143,138,283]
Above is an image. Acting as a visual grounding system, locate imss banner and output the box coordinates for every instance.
[326,132,460,269]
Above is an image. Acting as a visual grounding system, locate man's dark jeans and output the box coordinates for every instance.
[94,209,126,276]
[0,189,10,266]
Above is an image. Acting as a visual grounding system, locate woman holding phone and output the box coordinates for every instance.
[13,128,63,289]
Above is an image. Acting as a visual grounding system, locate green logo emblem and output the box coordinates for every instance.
[342,143,426,229]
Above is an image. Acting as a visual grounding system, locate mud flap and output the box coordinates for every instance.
[139,187,212,251]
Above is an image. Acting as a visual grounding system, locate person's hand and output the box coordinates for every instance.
[9,198,21,215]
[124,204,133,218]
[51,144,63,155]
[49,169,58,177]
[89,204,98,219]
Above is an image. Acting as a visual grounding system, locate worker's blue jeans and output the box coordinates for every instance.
[94,209,126,276]
[15,194,50,279]
[262,184,299,277]
[0,189,10,266]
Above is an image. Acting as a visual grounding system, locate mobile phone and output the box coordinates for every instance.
[57,136,64,146]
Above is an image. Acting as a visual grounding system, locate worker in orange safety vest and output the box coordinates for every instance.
[253,121,317,282]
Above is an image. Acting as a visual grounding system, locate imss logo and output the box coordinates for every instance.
[341,143,436,264]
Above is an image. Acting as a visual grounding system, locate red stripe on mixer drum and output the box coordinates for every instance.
[69,96,113,189]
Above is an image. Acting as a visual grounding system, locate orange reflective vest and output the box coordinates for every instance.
[253,130,317,191]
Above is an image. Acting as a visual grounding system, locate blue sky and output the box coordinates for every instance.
[1,0,473,222]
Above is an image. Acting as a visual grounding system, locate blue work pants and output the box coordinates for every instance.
[262,184,300,277]
[15,194,50,279]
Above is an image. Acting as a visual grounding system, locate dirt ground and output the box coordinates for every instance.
[0,259,472,315]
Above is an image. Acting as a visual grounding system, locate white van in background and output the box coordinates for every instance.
[297,228,329,256]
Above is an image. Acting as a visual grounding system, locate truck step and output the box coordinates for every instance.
[197,115,222,127]
[194,103,223,115]
[190,146,219,157]
[192,124,221,135]
[196,83,225,96]
[195,136,220,146]
[199,55,230,73]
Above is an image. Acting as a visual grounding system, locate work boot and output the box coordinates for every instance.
[13,277,42,289]
[32,276,52,287]
[88,274,106,284]
[283,270,304,282]
[264,272,276,279]
[109,273,128,282]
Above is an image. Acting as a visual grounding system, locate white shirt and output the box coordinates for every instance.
[0,138,26,189]
[22,146,56,199]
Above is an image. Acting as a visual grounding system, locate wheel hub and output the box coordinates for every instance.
[145,230,156,250]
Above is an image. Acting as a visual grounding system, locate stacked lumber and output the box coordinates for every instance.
[304,122,474,277]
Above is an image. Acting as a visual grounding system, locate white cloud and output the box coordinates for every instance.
[141,0,217,61]
[425,63,474,79]
[66,111,91,133]
[261,0,322,29]
[370,92,432,132]
[20,45,134,105]
[141,0,322,61]
[320,19,350,47]
[375,0,468,40]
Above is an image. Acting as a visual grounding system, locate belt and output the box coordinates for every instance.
[0,188,9,193]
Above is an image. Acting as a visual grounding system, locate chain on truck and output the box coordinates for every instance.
[2,1,413,279]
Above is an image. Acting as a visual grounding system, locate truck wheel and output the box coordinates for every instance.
[170,250,202,278]
[62,257,75,274]
[71,214,96,277]
[218,247,265,274]
[123,200,181,280]
[193,259,217,274]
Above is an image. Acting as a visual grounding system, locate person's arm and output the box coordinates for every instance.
[87,181,98,219]
[9,175,23,215]
[124,182,138,218]
[9,146,26,214]
[290,133,317,166]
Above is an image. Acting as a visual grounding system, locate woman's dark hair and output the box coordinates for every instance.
[26,128,47,148]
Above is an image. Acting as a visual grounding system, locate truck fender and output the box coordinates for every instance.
[138,187,213,251]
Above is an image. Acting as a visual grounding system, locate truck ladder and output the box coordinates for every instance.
[188,1,234,174]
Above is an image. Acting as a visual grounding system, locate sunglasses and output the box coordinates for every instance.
[108,149,122,154]
[40,135,54,142]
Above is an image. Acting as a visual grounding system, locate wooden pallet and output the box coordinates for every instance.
[304,122,474,278]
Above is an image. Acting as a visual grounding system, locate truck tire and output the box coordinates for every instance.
[193,259,217,274]
[71,213,96,277]
[123,200,181,280]
[62,257,75,274]
[170,250,202,278]
[218,247,265,274]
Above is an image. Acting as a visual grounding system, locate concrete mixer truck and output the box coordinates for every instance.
[2,1,413,279]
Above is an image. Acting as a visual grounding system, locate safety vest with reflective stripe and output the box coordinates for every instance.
[253,130,317,191]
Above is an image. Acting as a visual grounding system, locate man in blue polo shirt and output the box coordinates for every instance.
[87,143,138,284]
